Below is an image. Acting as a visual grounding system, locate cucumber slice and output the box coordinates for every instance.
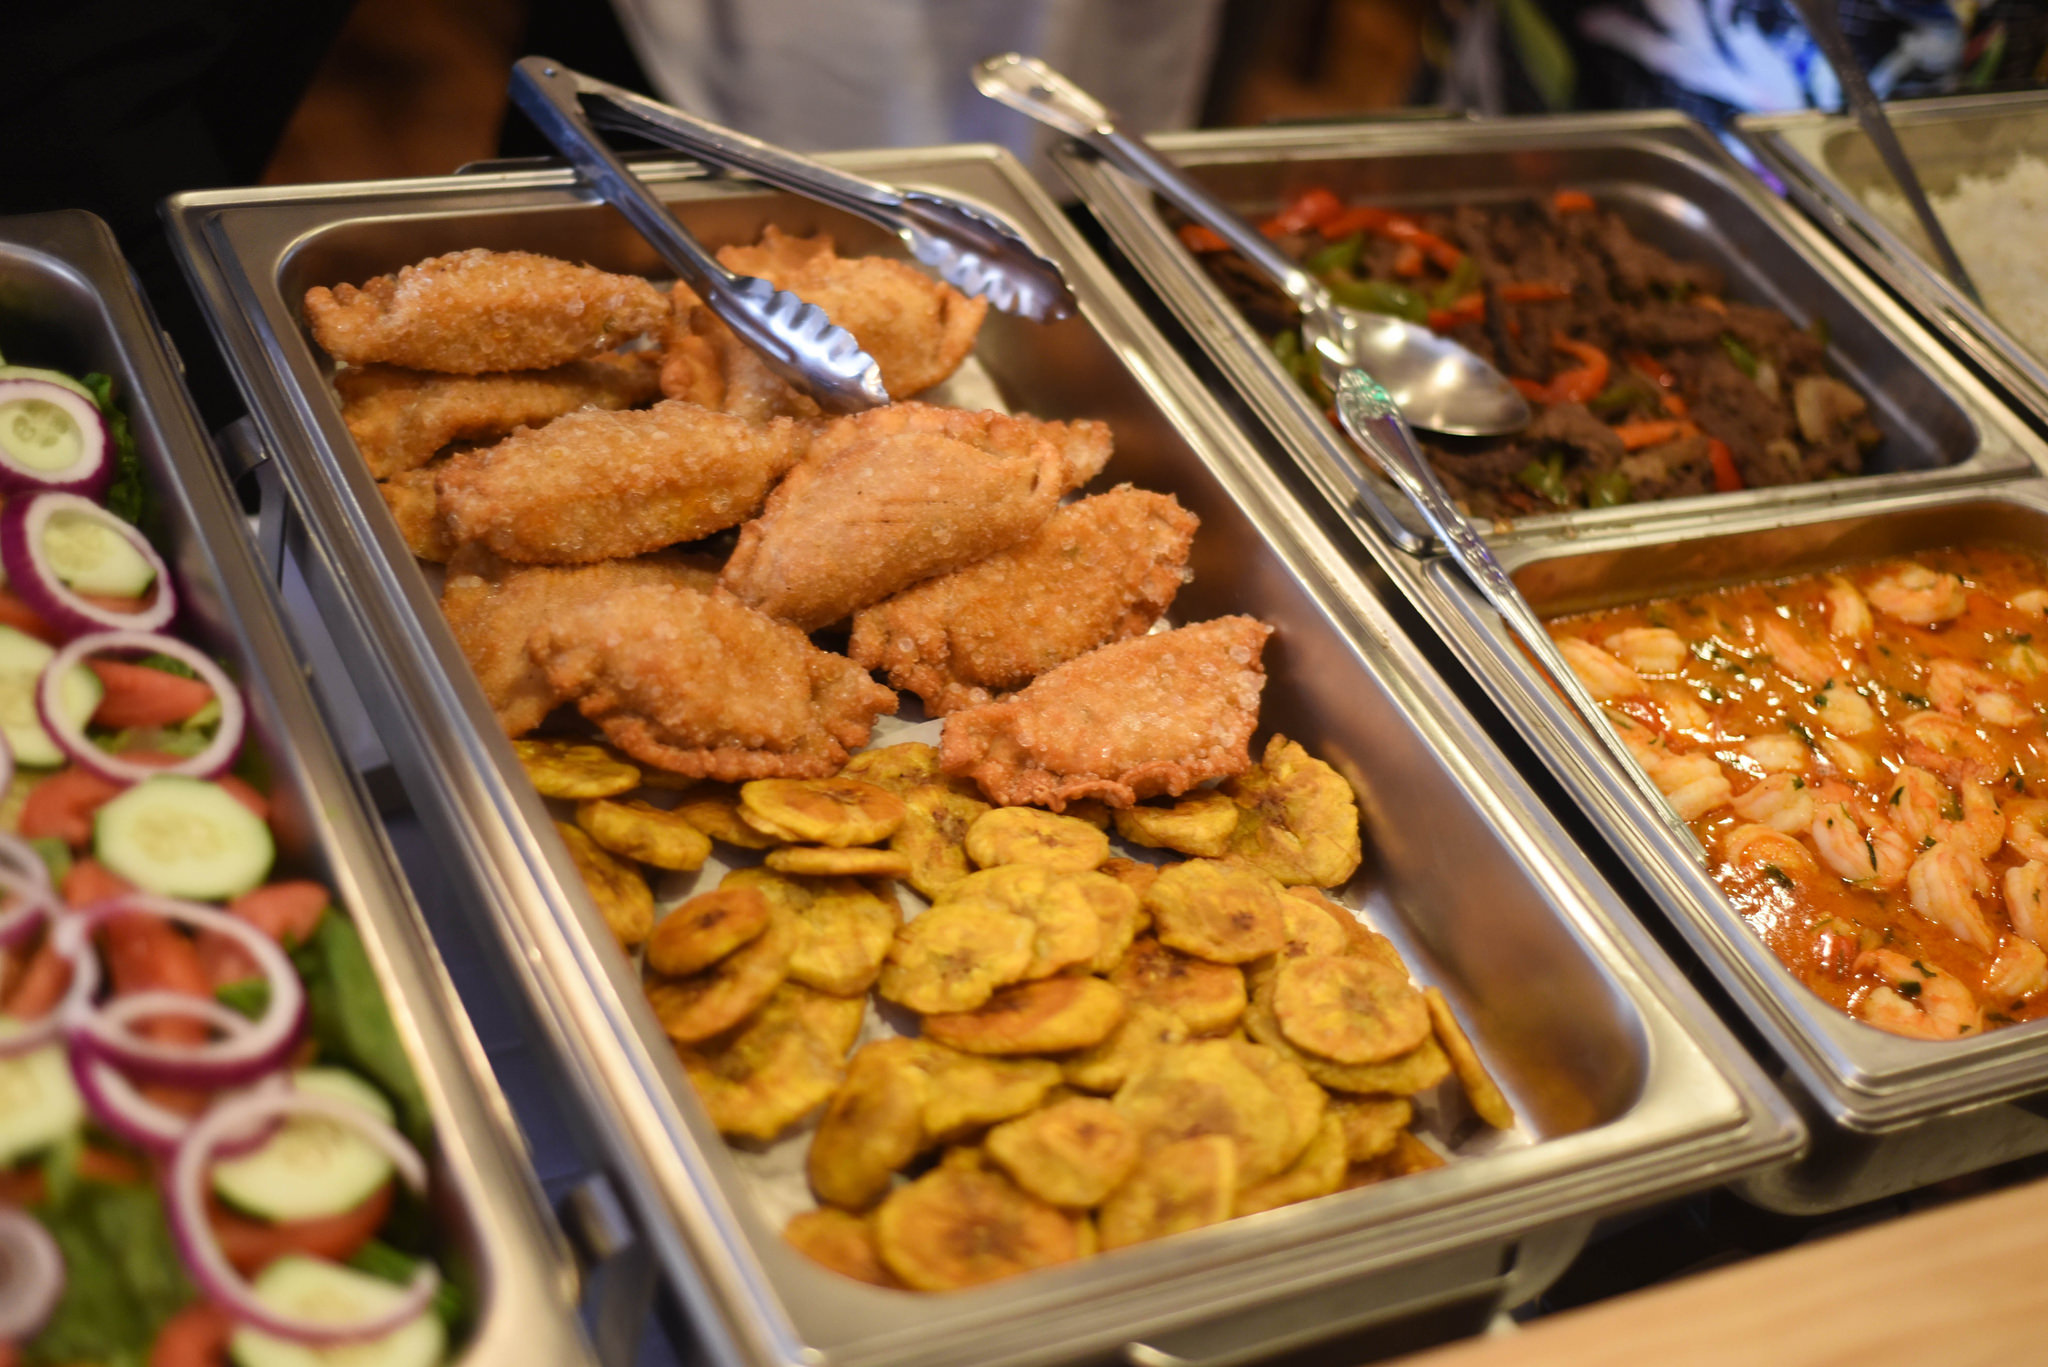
[0,366,97,403]
[41,505,156,596]
[94,774,275,898]
[0,624,103,767]
[213,1070,396,1222]
[229,1256,446,1367]
[0,1021,85,1166]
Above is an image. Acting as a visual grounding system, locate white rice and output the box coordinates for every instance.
[1863,150,2048,362]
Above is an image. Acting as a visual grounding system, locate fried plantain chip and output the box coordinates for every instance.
[1425,987,1515,1130]
[766,846,913,878]
[939,865,1101,980]
[1098,856,1161,905]
[784,1208,901,1287]
[575,796,712,871]
[556,821,654,949]
[644,905,795,1044]
[787,878,901,997]
[890,784,991,899]
[1222,1037,1326,1169]
[876,900,1036,1013]
[1327,1094,1413,1163]
[874,1166,1082,1291]
[1096,1135,1236,1250]
[646,886,771,977]
[1061,1003,1191,1094]
[671,785,779,849]
[1112,791,1240,859]
[1343,1131,1447,1189]
[809,1039,930,1210]
[1069,870,1144,975]
[1243,979,1451,1096]
[914,1043,1064,1146]
[741,777,907,846]
[922,977,1127,1055]
[1107,937,1247,1037]
[1113,1039,1297,1186]
[1233,1112,1347,1216]
[965,807,1110,873]
[1064,799,1113,831]
[517,738,642,798]
[1142,859,1289,964]
[1271,957,1430,1065]
[1287,887,1406,973]
[986,1097,1141,1209]
[1224,735,1363,888]
[1243,889,1356,994]
[841,742,977,798]
[677,983,860,1141]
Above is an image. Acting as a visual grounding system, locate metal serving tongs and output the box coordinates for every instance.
[510,56,887,412]
[514,56,1076,330]
[1328,363,1708,861]
[1787,0,1980,306]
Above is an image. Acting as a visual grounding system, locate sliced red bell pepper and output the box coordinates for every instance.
[1267,186,1346,235]
[1391,243,1425,278]
[1426,292,1487,332]
[1499,281,1573,303]
[1708,437,1743,492]
[1177,223,1230,253]
[1553,189,1596,214]
[1612,419,1697,450]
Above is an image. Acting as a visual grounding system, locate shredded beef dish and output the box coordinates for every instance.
[1180,188,1882,520]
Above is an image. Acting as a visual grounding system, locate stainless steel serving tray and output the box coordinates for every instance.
[1407,477,2048,1197]
[1054,111,2048,552]
[0,211,592,1363]
[1740,91,2048,433]
[163,150,1799,1367]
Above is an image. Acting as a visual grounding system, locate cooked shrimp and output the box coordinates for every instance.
[1853,948,1983,1040]
[2000,642,2048,683]
[1559,636,1645,700]
[1819,733,1879,783]
[1729,774,1815,835]
[1650,681,1714,740]
[2003,798,2048,864]
[1808,915,1863,979]
[1604,626,1689,675]
[2010,588,2048,616]
[1905,845,1998,952]
[1811,802,1912,888]
[1945,781,2006,862]
[1722,822,1819,876]
[1823,574,1873,642]
[1810,681,1877,737]
[1928,659,2033,728]
[1757,617,1837,687]
[1865,563,1967,626]
[1899,711,2003,785]
[1883,767,1950,848]
[1606,708,1665,763]
[1649,751,1732,820]
[1739,732,1812,775]
[2004,861,2048,947]
[1985,937,2048,1003]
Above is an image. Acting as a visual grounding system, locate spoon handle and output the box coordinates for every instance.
[1333,371,1705,861]
[973,54,1322,308]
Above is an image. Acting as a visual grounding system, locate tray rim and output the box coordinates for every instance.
[161,148,1803,1367]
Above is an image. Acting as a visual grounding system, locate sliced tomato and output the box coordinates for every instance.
[0,1165,47,1207]
[19,766,126,848]
[75,1144,146,1185]
[88,658,215,729]
[64,856,135,907]
[100,908,211,1044]
[0,588,60,644]
[208,1181,395,1276]
[1,937,72,1018]
[148,1301,233,1367]
[230,881,329,948]
[214,774,271,825]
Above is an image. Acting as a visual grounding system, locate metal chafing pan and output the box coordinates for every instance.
[1053,111,2048,552]
[1739,91,2048,433]
[1406,477,2048,1210]
[163,149,1799,1366]
[0,211,592,1361]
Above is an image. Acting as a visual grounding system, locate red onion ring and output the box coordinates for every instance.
[0,830,54,896]
[67,897,301,1087]
[37,629,243,784]
[0,492,175,638]
[0,863,56,953]
[69,1043,288,1156]
[0,910,100,1059]
[169,1088,436,1345]
[0,377,113,499]
[0,1208,64,1342]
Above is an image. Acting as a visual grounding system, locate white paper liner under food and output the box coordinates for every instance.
[585,711,1535,1237]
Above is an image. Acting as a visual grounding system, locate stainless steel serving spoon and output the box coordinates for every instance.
[973,53,1530,437]
[510,57,889,413]
[1329,362,1704,856]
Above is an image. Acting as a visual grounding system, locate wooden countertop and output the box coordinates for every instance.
[1392,1175,2048,1366]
